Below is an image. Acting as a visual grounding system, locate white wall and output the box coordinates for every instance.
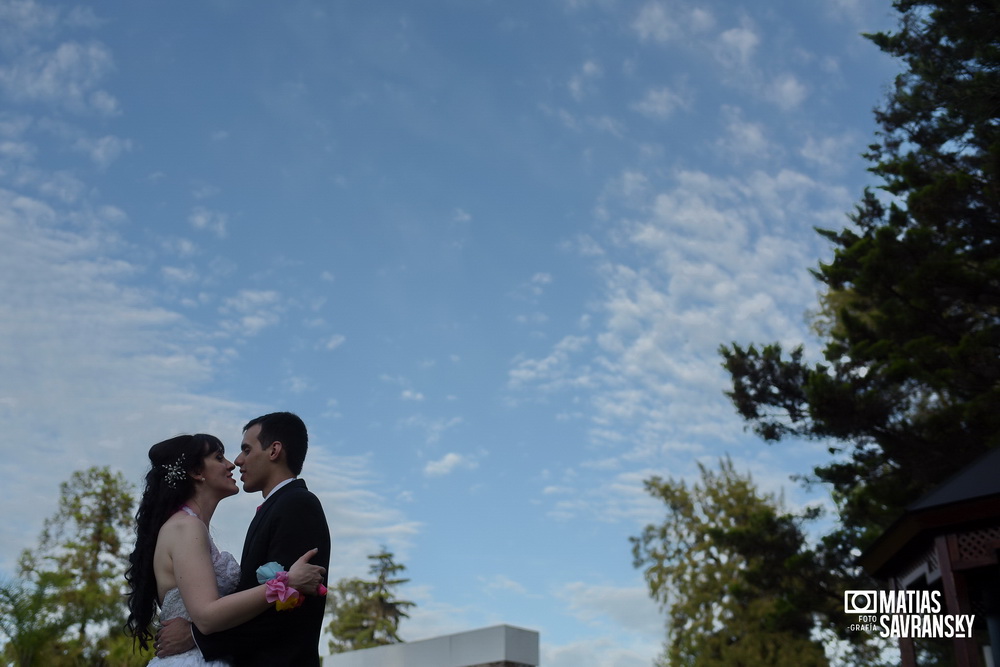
[324,624,540,667]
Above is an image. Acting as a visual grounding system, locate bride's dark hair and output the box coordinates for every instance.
[124,433,225,651]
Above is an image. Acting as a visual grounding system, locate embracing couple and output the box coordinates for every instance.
[125,411,332,666]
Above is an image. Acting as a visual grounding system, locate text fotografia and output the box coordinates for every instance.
[844,590,975,639]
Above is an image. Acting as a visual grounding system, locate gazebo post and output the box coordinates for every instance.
[935,535,981,667]
[894,576,918,667]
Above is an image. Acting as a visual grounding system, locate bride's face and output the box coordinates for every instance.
[200,449,239,499]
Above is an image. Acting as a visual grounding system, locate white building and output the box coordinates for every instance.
[324,624,540,667]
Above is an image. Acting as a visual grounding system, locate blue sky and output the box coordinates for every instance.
[0,0,899,664]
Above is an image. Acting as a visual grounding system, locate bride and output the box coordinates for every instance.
[125,433,325,665]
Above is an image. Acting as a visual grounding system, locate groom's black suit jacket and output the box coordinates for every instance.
[194,479,331,666]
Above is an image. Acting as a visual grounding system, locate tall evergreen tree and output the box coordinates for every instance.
[721,0,1000,548]
[326,549,415,654]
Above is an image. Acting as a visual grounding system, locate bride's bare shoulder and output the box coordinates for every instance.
[157,509,208,547]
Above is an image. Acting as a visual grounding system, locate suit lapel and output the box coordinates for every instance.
[241,479,306,570]
[242,510,263,566]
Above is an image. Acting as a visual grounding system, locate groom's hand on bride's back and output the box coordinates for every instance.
[155,617,194,657]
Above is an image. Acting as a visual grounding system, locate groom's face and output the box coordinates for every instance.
[235,423,269,494]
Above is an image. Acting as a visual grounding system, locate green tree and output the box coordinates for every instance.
[631,457,836,667]
[720,0,1000,550]
[326,577,374,654]
[0,578,71,667]
[326,549,416,653]
[92,624,152,667]
[16,466,136,662]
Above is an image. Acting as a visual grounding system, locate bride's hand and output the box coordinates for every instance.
[287,548,327,595]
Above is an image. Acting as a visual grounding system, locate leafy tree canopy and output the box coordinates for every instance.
[15,466,135,663]
[631,457,850,667]
[0,578,71,667]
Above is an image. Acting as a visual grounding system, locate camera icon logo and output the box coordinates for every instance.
[844,590,878,614]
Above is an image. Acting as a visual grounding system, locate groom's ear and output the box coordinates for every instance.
[268,441,283,462]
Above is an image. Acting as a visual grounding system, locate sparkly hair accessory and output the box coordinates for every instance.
[160,454,186,489]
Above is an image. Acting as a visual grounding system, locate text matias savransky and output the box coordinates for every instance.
[844,590,975,639]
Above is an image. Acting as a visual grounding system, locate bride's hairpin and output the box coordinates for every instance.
[160,454,187,489]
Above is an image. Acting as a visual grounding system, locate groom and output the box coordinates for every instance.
[156,411,331,666]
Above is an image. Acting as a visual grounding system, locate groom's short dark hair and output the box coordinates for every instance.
[245,411,308,475]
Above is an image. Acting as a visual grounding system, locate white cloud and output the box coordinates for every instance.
[401,389,425,402]
[163,237,199,258]
[283,375,311,394]
[31,169,86,203]
[324,333,347,350]
[633,2,678,43]
[0,40,118,115]
[715,105,770,159]
[220,289,281,335]
[532,272,552,286]
[0,186,245,571]
[88,89,118,115]
[824,0,871,26]
[715,23,759,70]
[73,134,131,168]
[539,104,580,132]
[188,205,229,237]
[800,131,859,172]
[569,59,602,101]
[688,8,715,32]
[542,581,663,667]
[508,334,592,391]
[0,139,36,161]
[557,581,662,636]
[0,0,58,36]
[0,114,33,138]
[480,574,531,597]
[402,585,477,642]
[586,114,625,137]
[192,184,221,200]
[543,466,668,523]
[511,271,554,303]
[162,265,198,283]
[561,0,617,10]
[222,289,280,312]
[510,163,849,476]
[631,85,687,120]
[424,452,476,477]
[403,414,463,445]
[767,72,808,110]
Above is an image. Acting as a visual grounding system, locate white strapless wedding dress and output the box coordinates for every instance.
[148,511,242,666]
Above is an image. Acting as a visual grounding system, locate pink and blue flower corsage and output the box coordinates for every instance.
[256,561,304,611]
